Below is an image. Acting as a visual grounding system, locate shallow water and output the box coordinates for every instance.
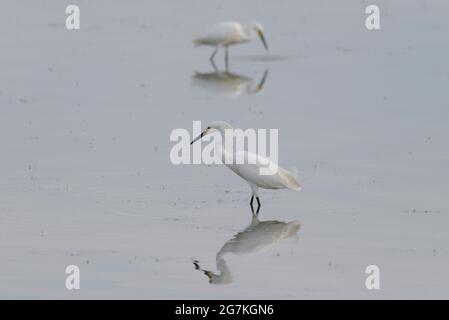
[0,0,448,298]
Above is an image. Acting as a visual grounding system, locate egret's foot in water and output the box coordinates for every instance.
[210,48,218,62]
[250,195,261,215]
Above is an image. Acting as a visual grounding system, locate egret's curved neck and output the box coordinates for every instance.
[216,257,231,276]
[214,129,232,166]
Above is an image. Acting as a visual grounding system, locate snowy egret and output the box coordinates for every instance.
[193,21,269,65]
[194,209,301,284]
[192,68,269,97]
[190,121,301,212]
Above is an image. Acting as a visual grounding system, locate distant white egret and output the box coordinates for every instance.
[190,121,300,212]
[193,21,269,64]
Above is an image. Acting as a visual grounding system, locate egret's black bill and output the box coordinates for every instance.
[190,131,205,144]
[258,31,269,51]
[257,69,269,91]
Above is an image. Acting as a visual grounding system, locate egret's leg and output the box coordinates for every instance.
[250,205,256,216]
[225,46,229,71]
[210,58,218,72]
[256,197,261,214]
[210,48,218,62]
[250,195,255,212]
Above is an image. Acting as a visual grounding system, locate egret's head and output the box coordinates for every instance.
[248,22,268,51]
[190,121,233,144]
[193,259,232,284]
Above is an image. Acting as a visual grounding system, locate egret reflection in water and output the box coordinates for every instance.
[193,209,301,284]
[192,67,269,98]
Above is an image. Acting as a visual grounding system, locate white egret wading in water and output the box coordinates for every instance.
[193,22,268,66]
[190,121,301,213]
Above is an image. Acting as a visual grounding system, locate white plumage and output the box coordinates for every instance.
[193,21,268,63]
[190,121,300,212]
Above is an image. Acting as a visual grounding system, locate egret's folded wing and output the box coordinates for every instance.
[194,22,242,46]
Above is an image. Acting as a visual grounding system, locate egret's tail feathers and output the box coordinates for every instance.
[285,220,301,238]
[279,167,301,191]
[289,166,299,179]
